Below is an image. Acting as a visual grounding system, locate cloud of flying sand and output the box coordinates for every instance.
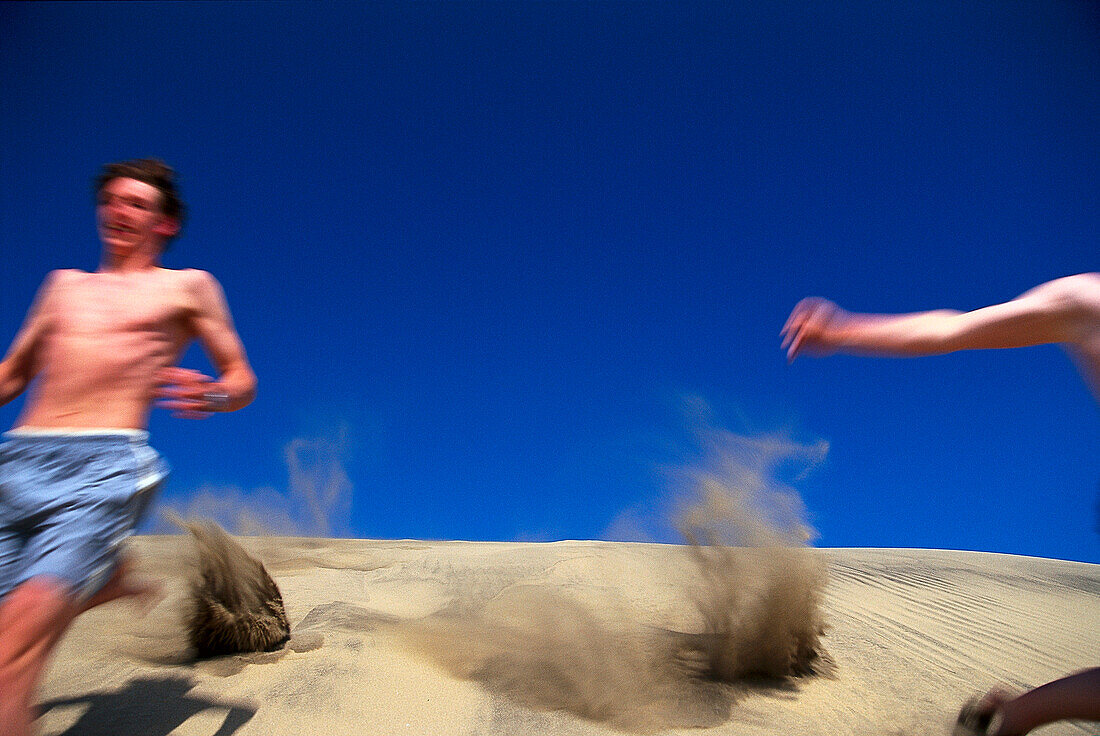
[160,429,353,537]
[603,399,829,545]
[672,423,829,681]
[403,407,832,731]
[174,517,291,657]
[138,430,350,664]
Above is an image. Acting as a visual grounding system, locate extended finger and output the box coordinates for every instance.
[783,305,820,357]
[782,297,822,336]
[156,397,211,413]
[156,366,200,380]
[153,385,206,401]
[155,367,212,386]
[158,402,213,419]
[787,305,828,360]
[174,410,213,420]
[787,329,806,361]
[781,304,805,336]
[781,315,803,349]
[781,310,806,348]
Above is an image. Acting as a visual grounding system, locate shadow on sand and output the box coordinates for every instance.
[38,675,255,736]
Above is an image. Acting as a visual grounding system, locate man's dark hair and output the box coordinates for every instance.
[94,158,187,244]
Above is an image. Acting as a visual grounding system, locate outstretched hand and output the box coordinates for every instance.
[154,367,222,419]
[781,297,846,362]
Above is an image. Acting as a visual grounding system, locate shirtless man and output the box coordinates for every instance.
[781,273,1100,736]
[0,159,257,736]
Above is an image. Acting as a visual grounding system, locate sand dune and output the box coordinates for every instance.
[39,537,1099,736]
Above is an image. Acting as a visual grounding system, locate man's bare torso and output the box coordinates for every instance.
[17,268,206,430]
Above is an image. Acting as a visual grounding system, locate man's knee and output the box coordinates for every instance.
[0,576,78,632]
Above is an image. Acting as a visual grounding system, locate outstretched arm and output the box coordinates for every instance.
[154,270,257,418]
[781,274,1100,362]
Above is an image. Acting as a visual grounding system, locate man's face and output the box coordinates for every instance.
[96,177,176,255]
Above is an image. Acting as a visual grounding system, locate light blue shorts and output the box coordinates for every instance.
[0,429,169,601]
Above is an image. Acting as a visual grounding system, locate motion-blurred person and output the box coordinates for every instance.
[782,273,1100,736]
[0,159,257,736]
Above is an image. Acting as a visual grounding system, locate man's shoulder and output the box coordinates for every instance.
[1069,272,1100,290]
[159,267,211,277]
[158,269,228,310]
[44,268,89,282]
[37,268,90,294]
[1064,273,1100,313]
[1023,274,1100,335]
[1051,272,1100,287]
[158,267,220,289]
[1040,273,1100,305]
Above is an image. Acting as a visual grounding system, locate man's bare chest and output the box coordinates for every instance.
[50,280,190,338]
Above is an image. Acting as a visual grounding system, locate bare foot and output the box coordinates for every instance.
[955,687,1013,736]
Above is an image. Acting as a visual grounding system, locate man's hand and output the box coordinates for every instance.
[781,297,847,362]
[154,367,226,419]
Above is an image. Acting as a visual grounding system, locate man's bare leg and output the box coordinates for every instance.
[987,669,1100,735]
[80,556,163,614]
[0,578,80,736]
[960,670,1100,736]
[0,562,162,736]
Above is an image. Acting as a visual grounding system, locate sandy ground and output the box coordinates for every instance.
[38,537,1100,736]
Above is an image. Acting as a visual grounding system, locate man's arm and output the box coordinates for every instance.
[781,274,1100,362]
[155,270,256,417]
[0,272,58,406]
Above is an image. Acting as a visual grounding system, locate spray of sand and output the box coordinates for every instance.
[159,432,353,537]
[150,432,351,658]
[168,515,291,658]
[401,421,831,731]
[402,588,715,731]
[674,427,829,681]
[106,432,349,667]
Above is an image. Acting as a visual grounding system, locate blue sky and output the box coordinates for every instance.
[1,1,1097,562]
